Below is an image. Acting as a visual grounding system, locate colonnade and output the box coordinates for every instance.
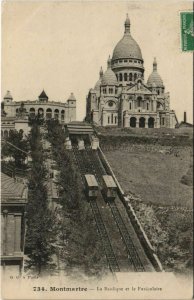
[124,115,156,128]
[16,107,66,121]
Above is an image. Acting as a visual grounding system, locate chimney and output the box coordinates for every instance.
[184,111,187,123]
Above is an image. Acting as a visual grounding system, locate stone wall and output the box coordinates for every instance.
[98,147,163,271]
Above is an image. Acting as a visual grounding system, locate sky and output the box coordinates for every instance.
[2,1,193,123]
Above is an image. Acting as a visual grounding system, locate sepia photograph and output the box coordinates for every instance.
[1,1,193,299]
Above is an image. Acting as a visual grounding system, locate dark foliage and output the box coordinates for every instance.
[130,198,193,275]
[25,122,57,275]
[46,120,107,277]
[1,130,29,167]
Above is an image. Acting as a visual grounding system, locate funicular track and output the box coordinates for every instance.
[108,201,144,271]
[73,146,120,273]
[83,147,145,272]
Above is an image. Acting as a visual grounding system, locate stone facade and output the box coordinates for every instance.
[1,173,27,275]
[2,90,76,137]
[86,16,178,128]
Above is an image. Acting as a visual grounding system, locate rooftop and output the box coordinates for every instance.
[1,173,27,201]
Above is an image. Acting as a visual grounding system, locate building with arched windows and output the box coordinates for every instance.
[1,90,76,137]
[86,15,177,128]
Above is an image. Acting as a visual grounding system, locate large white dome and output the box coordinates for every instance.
[112,15,143,61]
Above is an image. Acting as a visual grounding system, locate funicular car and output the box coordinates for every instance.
[84,174,99,199]
[102,175,117,200]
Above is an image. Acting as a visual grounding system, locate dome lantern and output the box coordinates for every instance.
[153,57,157,71]
[107,56,111,69]
[94,67,103,90]
[99,66,103,78]
[124,14,130,34]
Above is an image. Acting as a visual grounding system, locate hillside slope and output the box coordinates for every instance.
[104,146,192,208]
[97,128,193,274]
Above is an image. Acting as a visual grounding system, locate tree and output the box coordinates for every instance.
[2,130,29,167]
[25,122,57,275]
[25,207,57,275]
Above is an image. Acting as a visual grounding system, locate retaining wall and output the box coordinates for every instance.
[98,147,163,272]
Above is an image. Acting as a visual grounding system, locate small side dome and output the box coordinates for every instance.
[94,79,102,90]
[101,57,118,86]
[68,92,76,101]
[147,58,164,87]
[4,90,13,100]
[39,90,48,101]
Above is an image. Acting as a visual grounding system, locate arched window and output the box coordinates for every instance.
[9,129,14,136]
[119,73,123,81]
[129,73,132,81]
[124,73,127,81]
[111,114,113,124]
[116,74,118,81]
[46,108,52,120]
[129,102,132,110]
[139,117,145,128]
[4,130,8,138]
[147,103,149,110]
[61,110,65,121]
[130,117,136,128]
[16,108,19,116]
[134,73,137,81]
[54,109,59,119]
[38,108,44,117]
[157,90,160,95]
[137,97,142,107]
[29,107,35,118]
[148,117,155,128]
[19,129,24,136]
[114,116,117,124]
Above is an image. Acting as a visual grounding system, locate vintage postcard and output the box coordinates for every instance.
[1,1,193,299]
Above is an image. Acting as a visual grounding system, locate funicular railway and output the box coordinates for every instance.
[73,147,120,272]
[65,122,156,273]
